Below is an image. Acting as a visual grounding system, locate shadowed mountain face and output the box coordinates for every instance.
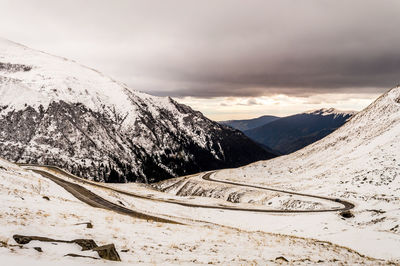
[0,38,275,183]
[243,109,355,155]
[219,115,279,131]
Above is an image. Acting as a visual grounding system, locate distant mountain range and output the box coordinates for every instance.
[220,108,356,155]
[0,38,275,183]
[219,115,279,131]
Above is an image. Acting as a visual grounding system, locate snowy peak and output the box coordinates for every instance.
[295,85,400,159]
[0,37,183,127]
[303,108,356,117]
[336,86,400,138]
[0,38,274,183]
[357,85,400,117]
[0,37,139,123]
[0,37,212,133]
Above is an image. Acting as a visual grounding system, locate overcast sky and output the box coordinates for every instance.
[1,0,399,119]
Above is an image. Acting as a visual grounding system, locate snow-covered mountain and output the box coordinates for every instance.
[0,38,274,183]
[156,86,400,259]
[165,86,400,211]
[230,87,400,191]
[303,107,356,117]
[217,86,400,257]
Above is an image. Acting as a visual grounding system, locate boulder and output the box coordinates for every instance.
[275,256,289,262]
[33,247,43,252]
[12,234,120,261]
[93,244,121,261]
[340,210,354,218]
[13,235,33,245]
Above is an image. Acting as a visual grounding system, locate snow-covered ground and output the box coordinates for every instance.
[214,87,400,259]
[154,172,344,210]
[156,86,400,261]
[0,158,389,264]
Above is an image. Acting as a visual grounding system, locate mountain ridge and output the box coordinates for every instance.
[219,115,279,131]
[0,38,274,183]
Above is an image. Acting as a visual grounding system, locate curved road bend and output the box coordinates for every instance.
[31,169,180,224]
[202,172,355,211]
[25,165,354,214]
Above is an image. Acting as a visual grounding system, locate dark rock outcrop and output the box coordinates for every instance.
[93,244,121,261]
[340,210,354,218]
[13,234,120,261]
[33,247,43,252]
[0,101,274,183]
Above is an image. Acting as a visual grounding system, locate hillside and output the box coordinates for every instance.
[0,38,274,183]
[215,86,400,259]
[155,86,400,260]
[2,157,388,264]
[244,108,355,154]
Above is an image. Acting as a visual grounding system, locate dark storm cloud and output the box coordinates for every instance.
[1,0,400,98]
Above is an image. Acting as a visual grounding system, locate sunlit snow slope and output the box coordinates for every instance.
[220,86,400,196]
[157,86,400,260]
[0,38,274,183]
[213,86,400,256]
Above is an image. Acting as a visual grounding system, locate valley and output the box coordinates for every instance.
[0,36,399,265]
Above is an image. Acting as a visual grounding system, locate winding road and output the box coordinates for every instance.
[31,169,180,224]
[202,172,355,212]
[20,164,354,222]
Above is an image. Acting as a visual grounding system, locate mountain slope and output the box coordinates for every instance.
[0,38,275,183]
[215,87,400,257]
[219,115,279,131]
[244,108,355,154]
[156,86,400,260]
